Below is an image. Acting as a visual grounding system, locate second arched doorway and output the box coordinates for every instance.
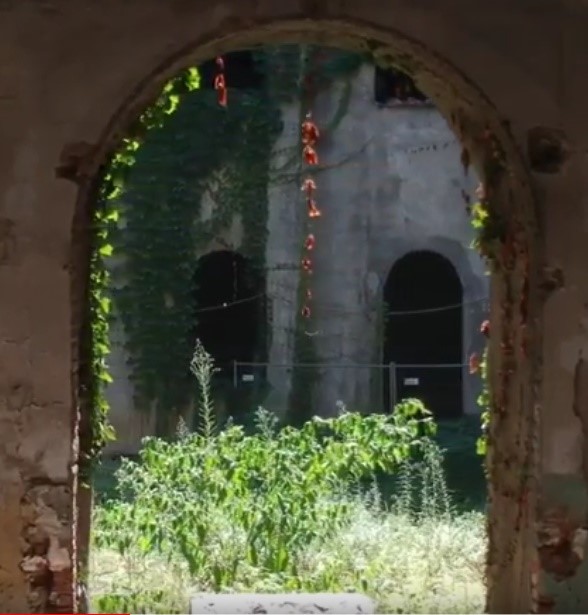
[191,250,267,424]
[382,250,463,420]
[192,250,265,371]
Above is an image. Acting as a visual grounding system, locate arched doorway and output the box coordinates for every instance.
[6,6,541,614]
[383,251,463,420]
[192,250,266,425]
[192,250,265,374]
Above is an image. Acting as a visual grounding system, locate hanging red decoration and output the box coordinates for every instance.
[480,320,490,337]
[469,352,481,374]
[214,56,227,107]
[299,100,322,326]
[302,178,317,196]
[301,258,313,273]
[303,145,319,165]
[302,115,320,145]
[307,198,322,218]
[304,234,316,251]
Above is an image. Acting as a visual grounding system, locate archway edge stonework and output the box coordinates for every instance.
[2,1,588,613]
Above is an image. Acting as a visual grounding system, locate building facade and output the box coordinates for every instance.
[104,51,487,454]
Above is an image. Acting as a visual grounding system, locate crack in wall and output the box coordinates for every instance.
[573,356,588,485]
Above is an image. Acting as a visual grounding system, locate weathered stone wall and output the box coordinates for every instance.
[0,0,587,612]
[271,64,486,417]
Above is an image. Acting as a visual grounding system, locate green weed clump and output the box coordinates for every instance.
[90,341,485,614]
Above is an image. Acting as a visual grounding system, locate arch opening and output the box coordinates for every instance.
[383,251,463,420]
[192,250,265,374]
[72,14,540,615]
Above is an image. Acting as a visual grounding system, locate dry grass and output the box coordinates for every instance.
[89,500,485,614]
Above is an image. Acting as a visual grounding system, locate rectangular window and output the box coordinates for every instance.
[374,66,428,105]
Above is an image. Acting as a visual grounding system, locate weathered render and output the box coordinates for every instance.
[0,0,586,612]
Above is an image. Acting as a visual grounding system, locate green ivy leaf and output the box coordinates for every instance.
[99,243,114,257]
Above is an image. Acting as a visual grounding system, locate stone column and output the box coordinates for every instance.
[310,76,375,415]
[265,100,305,418]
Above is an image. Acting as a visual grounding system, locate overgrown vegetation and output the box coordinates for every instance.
[476,348,490,457]
[88,68,200,464]
[88,44,490,614]
[98,45,365,436]
[90,343,485,614]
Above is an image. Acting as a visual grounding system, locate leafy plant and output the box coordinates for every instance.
[91,403,486,614]
[88,67,200,461]
[476,348,490,457]
[92,342,435,596]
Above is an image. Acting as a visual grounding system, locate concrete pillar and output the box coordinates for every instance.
[265,100,305,418]
[0,125,78,610]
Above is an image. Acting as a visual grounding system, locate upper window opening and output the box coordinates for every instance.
[199,50,265,90]
[374,66,429,106]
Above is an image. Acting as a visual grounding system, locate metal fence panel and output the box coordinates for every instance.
[224,361,466,420]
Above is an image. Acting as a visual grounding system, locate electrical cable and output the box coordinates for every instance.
[193,291,489,315]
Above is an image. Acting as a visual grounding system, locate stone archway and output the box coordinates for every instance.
[72,19,538,611]
[8,2,588,613]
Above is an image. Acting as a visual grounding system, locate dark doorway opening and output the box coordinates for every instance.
[382,251,463,419]
[192,250,265,376]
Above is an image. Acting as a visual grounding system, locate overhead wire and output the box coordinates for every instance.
[193,291,489,315]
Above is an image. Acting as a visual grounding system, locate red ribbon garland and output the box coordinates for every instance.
[300,113,321,320]
[214,56,227,107]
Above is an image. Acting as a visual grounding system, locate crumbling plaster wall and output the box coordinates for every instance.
[0,0,588,612]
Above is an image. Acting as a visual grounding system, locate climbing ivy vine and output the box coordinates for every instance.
[110,84,284,434]
[465,130,511,459]
[90,45,371,449]
[90,68,199,458]
[103,46,364,433]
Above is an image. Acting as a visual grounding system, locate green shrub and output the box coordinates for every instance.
[92,341,435,603]
[91,439,486,614]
